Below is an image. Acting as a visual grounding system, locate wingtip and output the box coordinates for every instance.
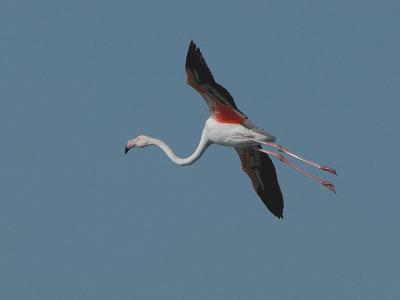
[273,211,284,219]
[185,40,216,84]
[186,40,196,65]
[188,40,196,53]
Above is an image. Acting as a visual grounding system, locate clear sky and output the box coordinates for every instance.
[1,0,399,299]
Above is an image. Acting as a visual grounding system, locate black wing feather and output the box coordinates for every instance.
[185,40,241,112]
[236,146,284,218]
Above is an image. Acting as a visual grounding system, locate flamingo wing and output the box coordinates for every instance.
[185,41,247,124]
[236,146,284,218]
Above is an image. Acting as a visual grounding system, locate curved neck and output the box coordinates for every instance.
[147,130,210,166]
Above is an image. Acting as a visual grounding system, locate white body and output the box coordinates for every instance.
[204,118,274,147]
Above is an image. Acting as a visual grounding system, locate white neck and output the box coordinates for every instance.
[146,129,210,166]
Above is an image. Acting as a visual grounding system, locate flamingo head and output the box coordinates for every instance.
[125,135,152,154]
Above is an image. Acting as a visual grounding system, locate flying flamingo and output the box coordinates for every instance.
[125,41,336,218]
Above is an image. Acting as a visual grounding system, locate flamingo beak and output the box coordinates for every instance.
[125,140,135,154]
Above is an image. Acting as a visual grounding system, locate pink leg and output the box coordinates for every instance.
[258,148,336,193]
[244,137,337,175]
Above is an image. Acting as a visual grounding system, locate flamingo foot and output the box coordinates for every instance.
[322,181,336,193]
[321,166,337,176]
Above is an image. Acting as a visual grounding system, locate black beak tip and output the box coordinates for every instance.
[124,146,130,154]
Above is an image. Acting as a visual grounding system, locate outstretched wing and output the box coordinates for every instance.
[236,146,284,218]
[185,40,247,124]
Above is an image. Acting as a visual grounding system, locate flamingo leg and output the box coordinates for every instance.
[244,137,337,175]
[258,148,336,193]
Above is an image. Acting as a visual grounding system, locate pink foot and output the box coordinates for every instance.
[322,181,336,193]
[321,166,337,176]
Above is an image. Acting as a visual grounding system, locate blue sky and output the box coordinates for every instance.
[1,0,399,299]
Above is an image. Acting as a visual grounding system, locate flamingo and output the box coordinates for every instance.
[125,41,336,218]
